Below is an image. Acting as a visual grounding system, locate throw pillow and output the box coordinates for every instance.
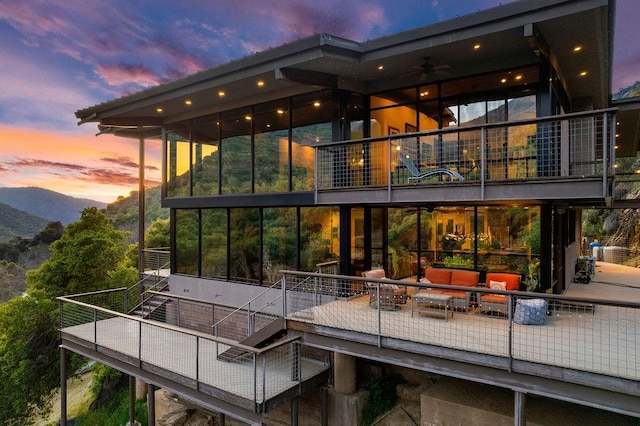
[489,280,507,290]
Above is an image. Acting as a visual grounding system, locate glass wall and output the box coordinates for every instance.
[263,207,297,284]
[229,208,260,283]
[254,101,290,193]
[221,108,252,194]
[299,207,339,272]
[175,209,199,275]
[201,209,227,279]
[167,131,191,197]
[192,121,220,196]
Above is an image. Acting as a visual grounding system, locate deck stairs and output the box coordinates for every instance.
[217,316,287,362]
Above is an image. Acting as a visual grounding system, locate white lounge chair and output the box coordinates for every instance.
[398,152,465,183]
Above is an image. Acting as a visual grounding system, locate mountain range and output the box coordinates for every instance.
[0,187,106,241]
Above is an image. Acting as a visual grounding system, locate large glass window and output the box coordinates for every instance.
[175,209,199,275]
[299,207,339,271]
[221,109,252,194]
[291,92,331,191]
[229,208,260,283]
[192,121,220,196]
[262,207,297,284]
[201,209,227,279]
[254,102,290,193]
[167,131,191,197]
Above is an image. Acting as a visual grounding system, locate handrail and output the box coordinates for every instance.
[211,279,283,330]
[58,295,298,355]
[312,108,619,148]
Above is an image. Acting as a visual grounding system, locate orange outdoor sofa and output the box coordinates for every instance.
[478,272,522,315]
[421,267,480,312]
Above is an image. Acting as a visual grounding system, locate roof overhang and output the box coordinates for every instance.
[76,0,619,145]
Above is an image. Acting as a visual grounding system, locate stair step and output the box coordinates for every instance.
[217,317,286,362]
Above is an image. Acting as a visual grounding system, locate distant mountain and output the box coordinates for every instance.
[0,187,106,225]
[0,202,50,241]
[613,81,640,100]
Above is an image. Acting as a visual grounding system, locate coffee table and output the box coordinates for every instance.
[411,292,453,320]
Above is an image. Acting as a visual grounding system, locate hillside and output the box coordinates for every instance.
[0,187,106,225]
[104,186,168,242]
[0,202,50,241]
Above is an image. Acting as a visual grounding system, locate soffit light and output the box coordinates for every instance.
[218,91,225,97]
[156,107,163,113]
[473,43,481,50]
[579,71,588,77]
[573,45,583,53]
[313,101,321,107]
[257,80,265,87]
[377,64,384,71]
[185,100,192,106]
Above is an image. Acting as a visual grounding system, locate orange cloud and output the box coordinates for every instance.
[0,125,161,203]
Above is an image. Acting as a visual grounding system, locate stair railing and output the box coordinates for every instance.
[124,261,170,316]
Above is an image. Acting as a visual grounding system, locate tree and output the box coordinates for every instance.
[0,207,132,424]
[0,290,59,425]
[27,207,130,297]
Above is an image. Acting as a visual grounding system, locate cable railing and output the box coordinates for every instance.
[281,270,640,391]
[58,289,329,412]
[315,109,617,197]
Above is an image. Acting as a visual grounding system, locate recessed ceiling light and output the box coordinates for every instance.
[218,91,225,97]
[420,91,429,97]
[156,107,163,113]
[185,100,192,106]
[313,101,321,107]
[257,80,265,87]
[473,44,481,50]
[573,45,583,52]
[501,78,507,83]
[277,109,284,115]
[579,71,588,77]
[377,65,384,71]
[515,75,523,81]
[245,115,252,120]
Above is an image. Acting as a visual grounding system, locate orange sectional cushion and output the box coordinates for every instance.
[363,269,386,279]
[485,273,521,291]
[450,270,480,287]
[480,294,508,303]
[441,289,468,299]
[425,268,452,284]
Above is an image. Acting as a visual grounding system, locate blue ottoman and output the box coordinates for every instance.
[514,298,548,325]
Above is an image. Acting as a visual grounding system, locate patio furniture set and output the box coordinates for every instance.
[361,267,546,323]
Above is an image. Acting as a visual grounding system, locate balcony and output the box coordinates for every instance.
[315,109,618,206]
[281,265,640,416]
[58,288,330,423]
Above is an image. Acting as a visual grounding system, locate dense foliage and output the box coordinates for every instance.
[0,208,133,425]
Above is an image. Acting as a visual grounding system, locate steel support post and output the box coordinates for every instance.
[514,391,526,426]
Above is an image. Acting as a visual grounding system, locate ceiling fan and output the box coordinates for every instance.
[415,57,451,77]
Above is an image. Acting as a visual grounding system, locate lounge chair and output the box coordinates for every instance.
[362,269,407,310]
[478,272,522,316]
[398,152,465,183]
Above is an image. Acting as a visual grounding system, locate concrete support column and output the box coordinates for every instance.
[291,397,298,426]
[126,375,140,426]
[333,352,356,394]
[514,391,526,426]
[136,378,147,400]
[60,346,67,426]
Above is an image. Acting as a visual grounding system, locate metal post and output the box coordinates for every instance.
[377,283,382,348]
[508,295,514,372]
[60,346,67,426]
[129,375,136,425]
[291,397,299,426]
[147,383,155,426]
[321,386,328,426]
[514,391,526,426]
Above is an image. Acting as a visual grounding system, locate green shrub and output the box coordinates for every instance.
[75,387,147,426]
[361,373,404,425]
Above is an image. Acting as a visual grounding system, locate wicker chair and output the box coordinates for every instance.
[362,269,407,310]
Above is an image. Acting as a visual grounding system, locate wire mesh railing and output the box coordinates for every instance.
[58,289,329,411]
[316,109,616,194]
[281,270,640,384]
[142,248,170,273]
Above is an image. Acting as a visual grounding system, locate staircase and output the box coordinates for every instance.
[217,316,287,362]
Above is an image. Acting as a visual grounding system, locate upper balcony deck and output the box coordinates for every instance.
[315,109,620,206]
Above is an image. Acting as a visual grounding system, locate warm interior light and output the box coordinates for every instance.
[313,101,321,107]
[245,115,251,120]
[579,71,588,77]
[573,45,583,52]
[218,91,225,97]
[473,44,481,50]
[277,109,284,115]
[257,80,265,87]
[501,78,507,83]
[377,65,384,71]
[396,145,401,151]
[156,107,163,113]
[420,91,429,97]
[185,100,192,106]
[515,75,523,81]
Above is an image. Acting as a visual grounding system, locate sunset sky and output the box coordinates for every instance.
[1,0,638,203]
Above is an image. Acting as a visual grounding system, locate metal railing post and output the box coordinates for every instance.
[282,275,287,317]
[508,295,514,372]
[377,282,382,348]
[481,127,486,199]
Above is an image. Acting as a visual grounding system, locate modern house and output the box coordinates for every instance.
[59,0,640,424]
